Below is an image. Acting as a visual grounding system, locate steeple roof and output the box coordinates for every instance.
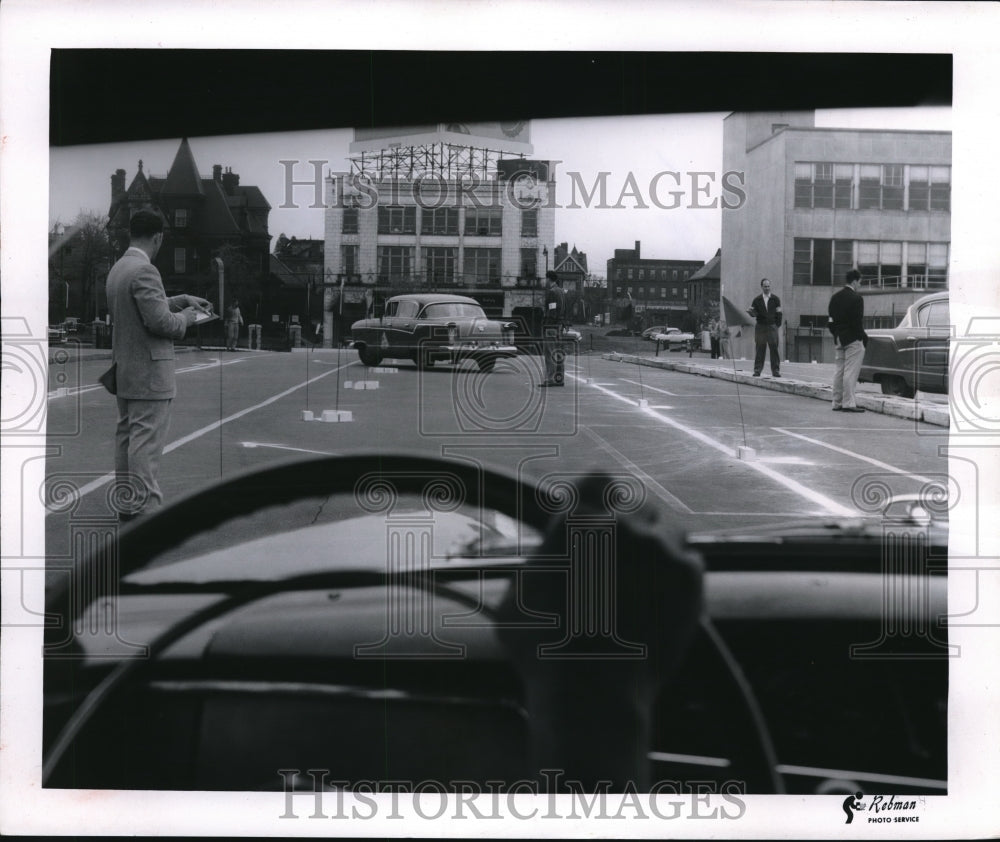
[161,138,205,196]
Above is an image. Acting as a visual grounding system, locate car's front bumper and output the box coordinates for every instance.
[439,342,518,360]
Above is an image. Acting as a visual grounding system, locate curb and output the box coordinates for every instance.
[602,353,949,428]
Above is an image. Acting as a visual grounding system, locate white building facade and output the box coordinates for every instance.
[322,123,556,344]
[722,111,951,363]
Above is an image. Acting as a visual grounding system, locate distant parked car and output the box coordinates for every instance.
[62,317,80,333]
[350,293,517,372]
[641,325,667,341]
[859,291,949,398]
[651,327,696,350]
[48,325,67,345]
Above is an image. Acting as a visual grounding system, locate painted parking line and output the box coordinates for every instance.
[581,427,692,514]
[619,378,678,396]
[47,356,251,400]
[50,361,356,510]
[570,373,856,518]
[771,427,935,484]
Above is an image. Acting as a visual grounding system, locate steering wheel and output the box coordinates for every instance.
[43,452,782,792]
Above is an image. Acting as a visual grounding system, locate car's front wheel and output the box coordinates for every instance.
[880,375,915,398]
[357,345,381,367]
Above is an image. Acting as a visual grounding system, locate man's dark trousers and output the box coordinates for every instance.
[754,325,780,376]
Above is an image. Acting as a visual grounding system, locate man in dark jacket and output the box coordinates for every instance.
[747,277,782,377]
[539,270,566,386]
[828,269,868,412]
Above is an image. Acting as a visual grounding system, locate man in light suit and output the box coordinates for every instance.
[107,209,211,520]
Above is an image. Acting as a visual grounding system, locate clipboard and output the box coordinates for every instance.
[192,310,219,325]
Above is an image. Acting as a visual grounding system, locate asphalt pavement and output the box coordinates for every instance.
[49,337,950,428]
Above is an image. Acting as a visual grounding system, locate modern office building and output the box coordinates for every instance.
[721,111,951,362]
[322,122,556,343]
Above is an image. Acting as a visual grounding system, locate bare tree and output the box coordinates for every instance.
[48,211,112,322]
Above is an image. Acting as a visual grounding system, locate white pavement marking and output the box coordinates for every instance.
[771,427,935,484]
[48,356,249,400]
[581,427,693,514]
[52,361,355,509]
[571,373,857,518]
[620,378,678,396]
[241,442,334,455]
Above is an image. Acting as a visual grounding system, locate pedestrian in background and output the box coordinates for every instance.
[539,270,566,387]
[828,269,868,413]
[717,318,731,360]
[225,298,244,351]
[106,209,211,521]
[747,278,782,377]
[709,318,722,359]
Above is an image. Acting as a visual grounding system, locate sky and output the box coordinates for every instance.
[48,106,952,276]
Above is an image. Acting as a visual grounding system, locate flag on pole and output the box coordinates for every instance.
[722,295,756,328]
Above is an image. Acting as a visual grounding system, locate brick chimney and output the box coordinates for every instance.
[111,168,126,201]
[634,240,641,259]
[221,167,240,195]
[213,164,223,182]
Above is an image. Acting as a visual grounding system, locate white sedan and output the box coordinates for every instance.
[650,327,695,349]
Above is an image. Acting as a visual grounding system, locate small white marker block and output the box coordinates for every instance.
[321,409,354,422]
[373,367,398,374]
[55,387,68,397]
[301,410,315,421]
[812,360,818,364]
[638,398,650,408]
[355,381,379,390]
[344,381,354,388]
[737,446,757,461]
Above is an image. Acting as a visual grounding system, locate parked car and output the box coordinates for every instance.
[62,316,80,333]
[651,327,696,350]
[641,325,668,341]
[42,453,947,795]
[350,294,517,372]
[859,291,949,398]
[47,325,67,345]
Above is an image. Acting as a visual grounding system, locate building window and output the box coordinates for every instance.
[378,206,416,234]
[881,165,904,210]
[423,247,456,284]
[880,241,903,287]
[795,162,853,209]
[672,270,678,281]
[521,208,538,237]
[377,246,413,282]
[421,207,458,236]
[833,240,854,284]
[854,240,907,289]
[174,209,187,228]
[463,247,501,285]
[174,247,186,274]
[857,240,880,284]
[908,165,951,212]
[671,287,678,296]
[792,238,834,285]
[520,247,538,280]
[927,243,949,288]
[615,286,622,294]
[464,207,502,237]
[341,244,358,276]
[638,287,644,296]
[660,288,666,298]
[342,207,359,234]
[638,269,645,280]
[628,268,634,280]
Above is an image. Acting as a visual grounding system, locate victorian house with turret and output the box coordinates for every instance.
[107,138,272,323]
